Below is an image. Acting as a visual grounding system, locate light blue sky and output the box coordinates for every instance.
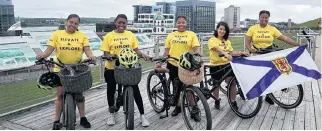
[12,0,321,23]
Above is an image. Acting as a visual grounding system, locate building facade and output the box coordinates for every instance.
[224,5,240,29]
[156,2,176,14]
[133,12,175,33]
[175,0,216,33]
[133,5,152,23]
[0,0,15,36]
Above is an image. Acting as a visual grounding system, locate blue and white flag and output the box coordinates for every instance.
[230,45,321,100]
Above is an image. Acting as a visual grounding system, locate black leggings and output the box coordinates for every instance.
[104,69,145,114]
[167,62,184,105]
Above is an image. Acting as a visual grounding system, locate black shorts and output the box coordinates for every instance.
[166,62,179,80]
[209,64,235,81]
[52,72,63,87]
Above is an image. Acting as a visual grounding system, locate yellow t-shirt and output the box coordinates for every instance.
[208,37,233,66]
[165,31,200,66]
[246,24,282,49]
[100,30,139,69]
[47,30,89,72]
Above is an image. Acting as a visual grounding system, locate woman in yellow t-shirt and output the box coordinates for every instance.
[208,21,249,110]
[163,16,201,119]
[100,14,151,127]
[36,14,96,130]
[245,10,299,105]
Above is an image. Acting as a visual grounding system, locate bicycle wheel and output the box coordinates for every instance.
[147,71,166,113]
[65,94,76,130]
[124,87,134,130]
[267,84,304,109]
[227,77,262,119]
[181,86,212,130]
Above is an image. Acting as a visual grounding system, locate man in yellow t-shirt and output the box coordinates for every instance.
[245,10,299,105]
[100,14,151,127]
[163,16,201,120]
[36,14,96,130]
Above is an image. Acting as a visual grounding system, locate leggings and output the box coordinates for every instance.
[166,62,184,105]
[104,69,145,114]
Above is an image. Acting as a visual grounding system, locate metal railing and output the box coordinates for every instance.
[0,29,319,117]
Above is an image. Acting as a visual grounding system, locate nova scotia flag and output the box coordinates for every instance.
[230,45,321,100]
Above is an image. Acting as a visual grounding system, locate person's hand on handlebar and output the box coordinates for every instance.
[224,53,233,61]
[239,51,250,56]
[36,54,45,60]
[142,54,152,61]
[87,55,96,61]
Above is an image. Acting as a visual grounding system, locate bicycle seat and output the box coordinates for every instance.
[155,67,169,73]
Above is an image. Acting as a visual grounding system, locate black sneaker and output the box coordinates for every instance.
[52,122,63,130]
[214,98,221,109]
[231,101,238,110]
[190,105,201,122]
[171,106,181,116]
[80,117,91,128]
[265,96,274,105]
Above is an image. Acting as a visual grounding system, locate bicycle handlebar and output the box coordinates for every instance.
[101,55,152,61]
[35,58,96,68]
[253,48,284,54]
[152,56,179,63]
[218,54,248,59]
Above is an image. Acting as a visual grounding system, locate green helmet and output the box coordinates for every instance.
[179,52,203,71]
[118,48,139,68]
[37,72,60,90]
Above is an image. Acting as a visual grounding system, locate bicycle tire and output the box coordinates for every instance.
[227,77,262,119]
[268,84,304,109]
[147,71,166,113]
[181,86,212,130]
[65,94,76,130]
[124,87,134,130]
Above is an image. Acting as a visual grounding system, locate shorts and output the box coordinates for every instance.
[209,64,235,81]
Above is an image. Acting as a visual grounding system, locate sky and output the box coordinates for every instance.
[12,0,322,23]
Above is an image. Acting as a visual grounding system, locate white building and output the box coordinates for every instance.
[244,18,258,28]
[224,5,240,29]
[133,12,176,33]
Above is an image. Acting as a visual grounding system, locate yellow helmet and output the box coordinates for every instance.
[118,48,138,68]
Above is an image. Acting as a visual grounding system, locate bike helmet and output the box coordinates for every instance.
[118,48,139,68]
[37,72,60,90]
[179,52,203,71]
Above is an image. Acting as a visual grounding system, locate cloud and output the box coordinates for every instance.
[12,0,321,23]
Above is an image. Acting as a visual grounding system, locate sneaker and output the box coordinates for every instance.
[231,101,238,110]
[265,96,274,105]
[171,106,181,116]
[52,122,63,130]
[190,105,201,122]
[107,113,116,126]
[80,117,91,128]
[140,114,150,127]
[214,98,221,109]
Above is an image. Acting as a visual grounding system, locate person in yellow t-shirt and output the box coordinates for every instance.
[100,14,151,127]
[208,21,249,110]
[163,16,201,119]
[245,10,299,105]
[36,14,96,130]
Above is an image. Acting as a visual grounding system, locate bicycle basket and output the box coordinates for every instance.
[178,64,204,85]
[58,64,93,93]
[114,63,142,85]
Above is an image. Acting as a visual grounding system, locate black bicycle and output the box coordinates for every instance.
[200,55,263,119]
[101,55,146,130]
[147,56,212,130]
[36,58,95,130]
[252,47,304,109]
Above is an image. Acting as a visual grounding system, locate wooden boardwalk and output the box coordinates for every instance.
[0,37,321,130]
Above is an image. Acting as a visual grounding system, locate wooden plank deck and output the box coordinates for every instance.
[0,37,321,130]
[0,71,320,130]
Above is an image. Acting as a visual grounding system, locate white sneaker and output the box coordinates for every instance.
[140,114,150,127]
[107,113,116,126]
